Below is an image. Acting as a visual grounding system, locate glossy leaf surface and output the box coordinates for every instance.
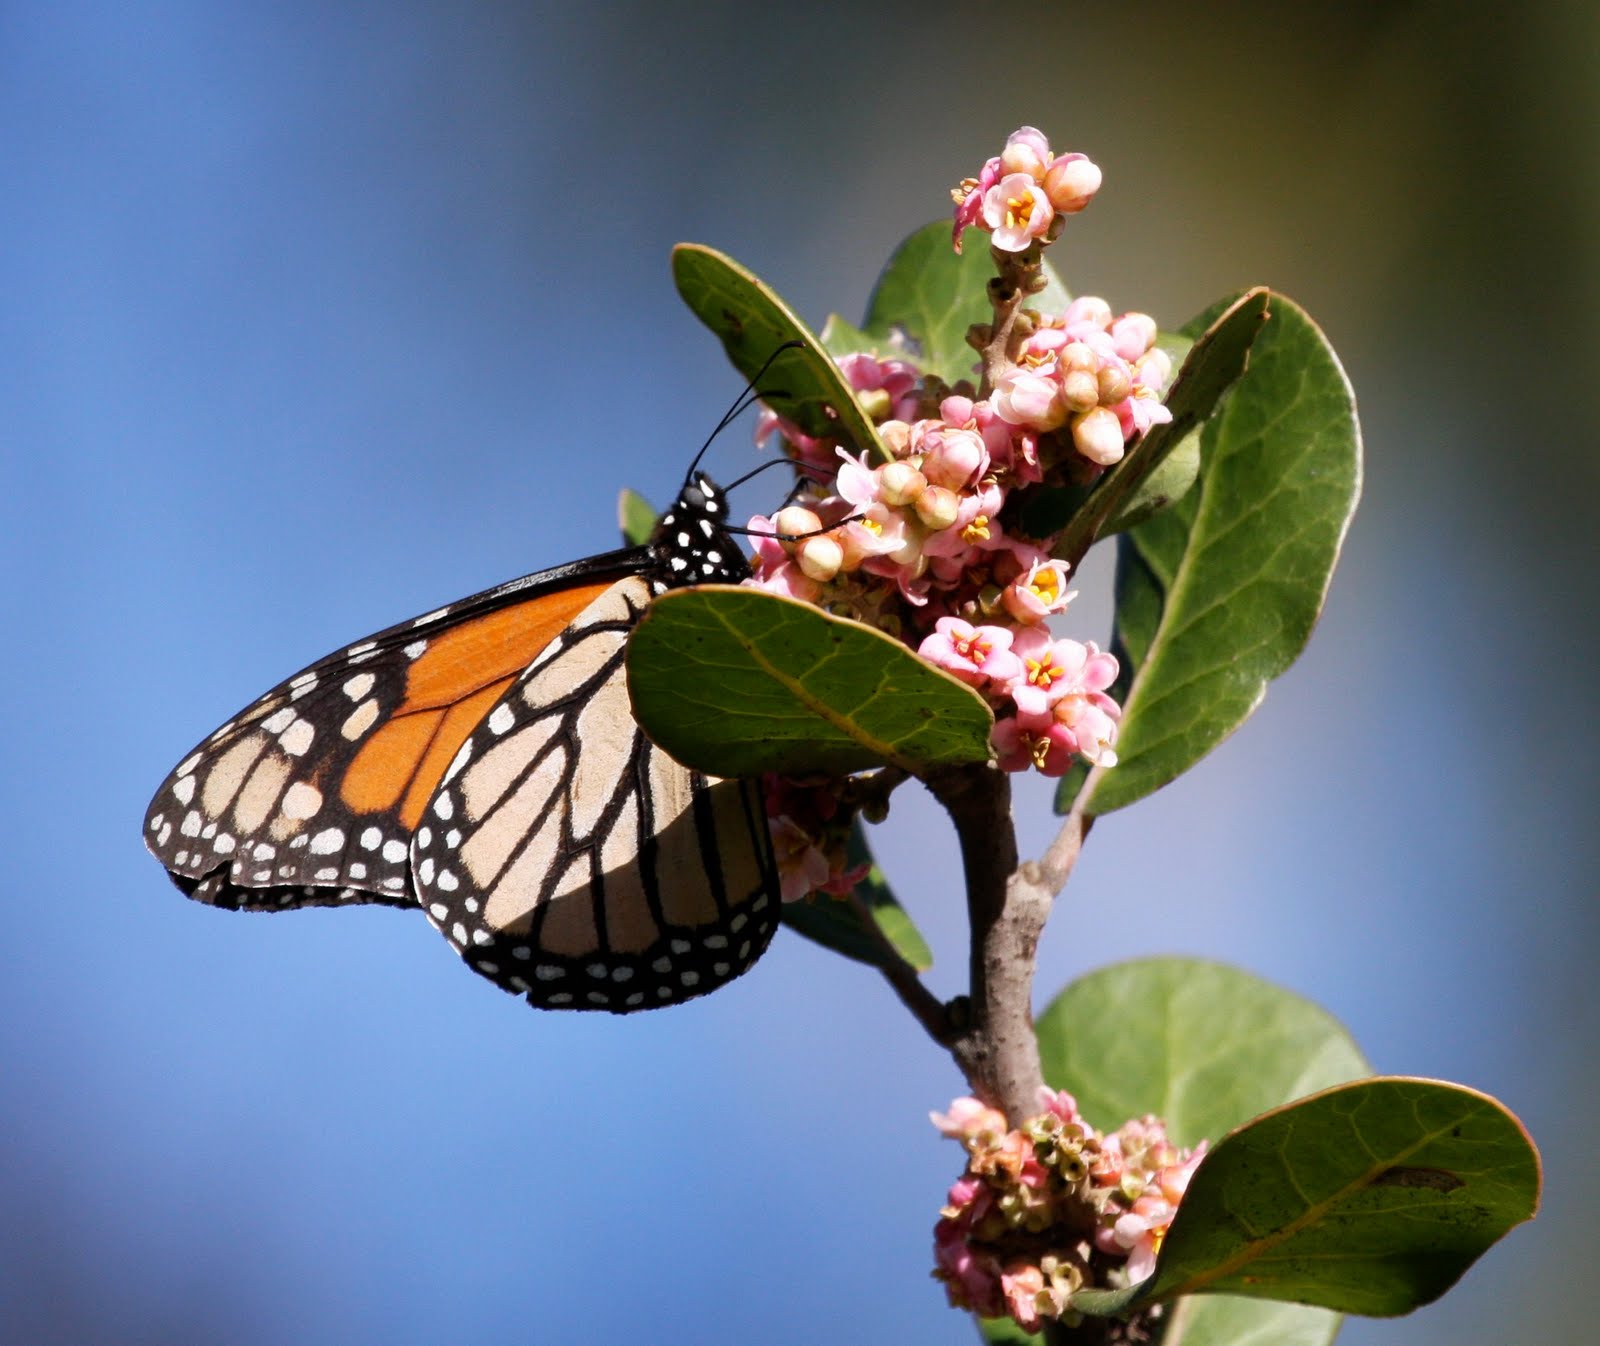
[1062,292,1361,817]
[627,585,993,777]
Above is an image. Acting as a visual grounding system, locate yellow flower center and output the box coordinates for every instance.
[962,514,992,544]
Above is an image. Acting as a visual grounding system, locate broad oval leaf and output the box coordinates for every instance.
[1037,956,1369,1144]
[1065,292,1362,817]
[1035,957,1369,1346]
[858,220,1070,386]
[626,585,994,777]
[671,243,888,461]
[781,821,932,973]
[1072,1078,1542,1320]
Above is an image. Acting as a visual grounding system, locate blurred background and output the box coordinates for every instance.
[3,2,1593,1342]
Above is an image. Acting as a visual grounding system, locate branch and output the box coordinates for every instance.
[923,762,1051,1124]
[847,889,954,1047]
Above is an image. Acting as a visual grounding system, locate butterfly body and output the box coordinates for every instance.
[144,473,780,1011]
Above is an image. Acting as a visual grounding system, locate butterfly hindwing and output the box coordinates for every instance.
[411,574,781,1010]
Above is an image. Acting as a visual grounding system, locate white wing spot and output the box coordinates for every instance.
[342,699,379,741]
[651,956,671,973]
[360,827,382,850]
[713,962,730,976]
[586,962,608,979]
[445,829,461,848]
[172,776,196,805]
[704,934,728,949]
[158,823,173,845]
[416,827,432,848]
[428,903,448,920]
[433,794,454,821]
[586,992,610,1005]
[436,869,458,892]
[280,718,314,757]
[213,834,234,855]
[347,641,377,658]
[680,971,700,987]
[475,961,499,975]
[382,876,405,890]
[535,965,564,981]
[626,992,644,1006]
[290,671,318,690]
[342,672,376,700]
[403,639,427,659]
[176,752,201,777]
[348,862,366,879]
[315,866,340,882]
[471,930,493,947]
[547,993,573,1005]
[262,708,295,734]
[670,939,691,955]
[487,704,515,736]
[149,814,164,832]
[418,857,435,884]
[280,781,323,820]
[451,923,468,946]
[611,967,634,983]
[309,828,345,855]
[414,608,448,627]
[381,839,406,863]
[730,913,748,932]
[251,842,275,861]
[181,811,202,838]
[511,946,531,961]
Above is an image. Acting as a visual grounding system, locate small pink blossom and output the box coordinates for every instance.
[982,172,1055,252]
[1111,311,1158,361]
[918,618,1023,688]
[1002,558,1076,625]
[999,125,1053,178]
[950,156,1002,253]
[991,712,1077,776]
[768,815,830,902]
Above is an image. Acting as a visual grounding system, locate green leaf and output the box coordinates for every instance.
[781,822,932,972]
[626,585,994,777]
[672,243,889,461]
[1072,1078,1542,1320]
[617,487,657,547]
[1063,291,1362,817]
[859,221,1070,386]
[1037,957,1369,1145]
[817,312,882,361]
[1047,291,1269,566]
[1036,957,1369,1346]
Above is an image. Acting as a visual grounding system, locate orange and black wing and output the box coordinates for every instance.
[143,554,642,911]
[411,574,780,1010]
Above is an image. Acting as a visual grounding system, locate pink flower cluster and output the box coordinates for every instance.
[930,1090,1206,1333]
[952,126,1102,255]
[745,127,1181,899]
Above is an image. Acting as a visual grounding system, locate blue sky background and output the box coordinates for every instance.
[3,3,1595,1343]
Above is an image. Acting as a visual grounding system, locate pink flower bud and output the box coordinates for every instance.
[915,485,960,530]
[1097,360,1133,405]
[1136,347,1173,394]
[879,460,927,506]
[1111,312,1158,360]
[880,419,912,457]
[922,427,989,490]
[1061,368,1100,413]
[773,505,823,543]
[1062,295,1112,330]
[1072,406,1126,466]
[795,535,843,582]
[1060,340,1099,373]
[1043,153,1101,214]
[999,126,1052,178]
[993,368,1067,430]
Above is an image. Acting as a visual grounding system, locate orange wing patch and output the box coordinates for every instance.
[339,580,614,830]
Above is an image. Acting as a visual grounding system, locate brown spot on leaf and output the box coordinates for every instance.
[1372,1166,1465,1192]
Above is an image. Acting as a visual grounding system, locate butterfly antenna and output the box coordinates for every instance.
[686,339,807,480]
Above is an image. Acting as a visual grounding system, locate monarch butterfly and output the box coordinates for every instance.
[143,469,782,1012]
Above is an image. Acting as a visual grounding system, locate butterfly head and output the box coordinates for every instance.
[652,471,750,587]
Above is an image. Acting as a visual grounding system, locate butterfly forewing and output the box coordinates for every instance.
[143,566,624,911]
[411,575,780,1010]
